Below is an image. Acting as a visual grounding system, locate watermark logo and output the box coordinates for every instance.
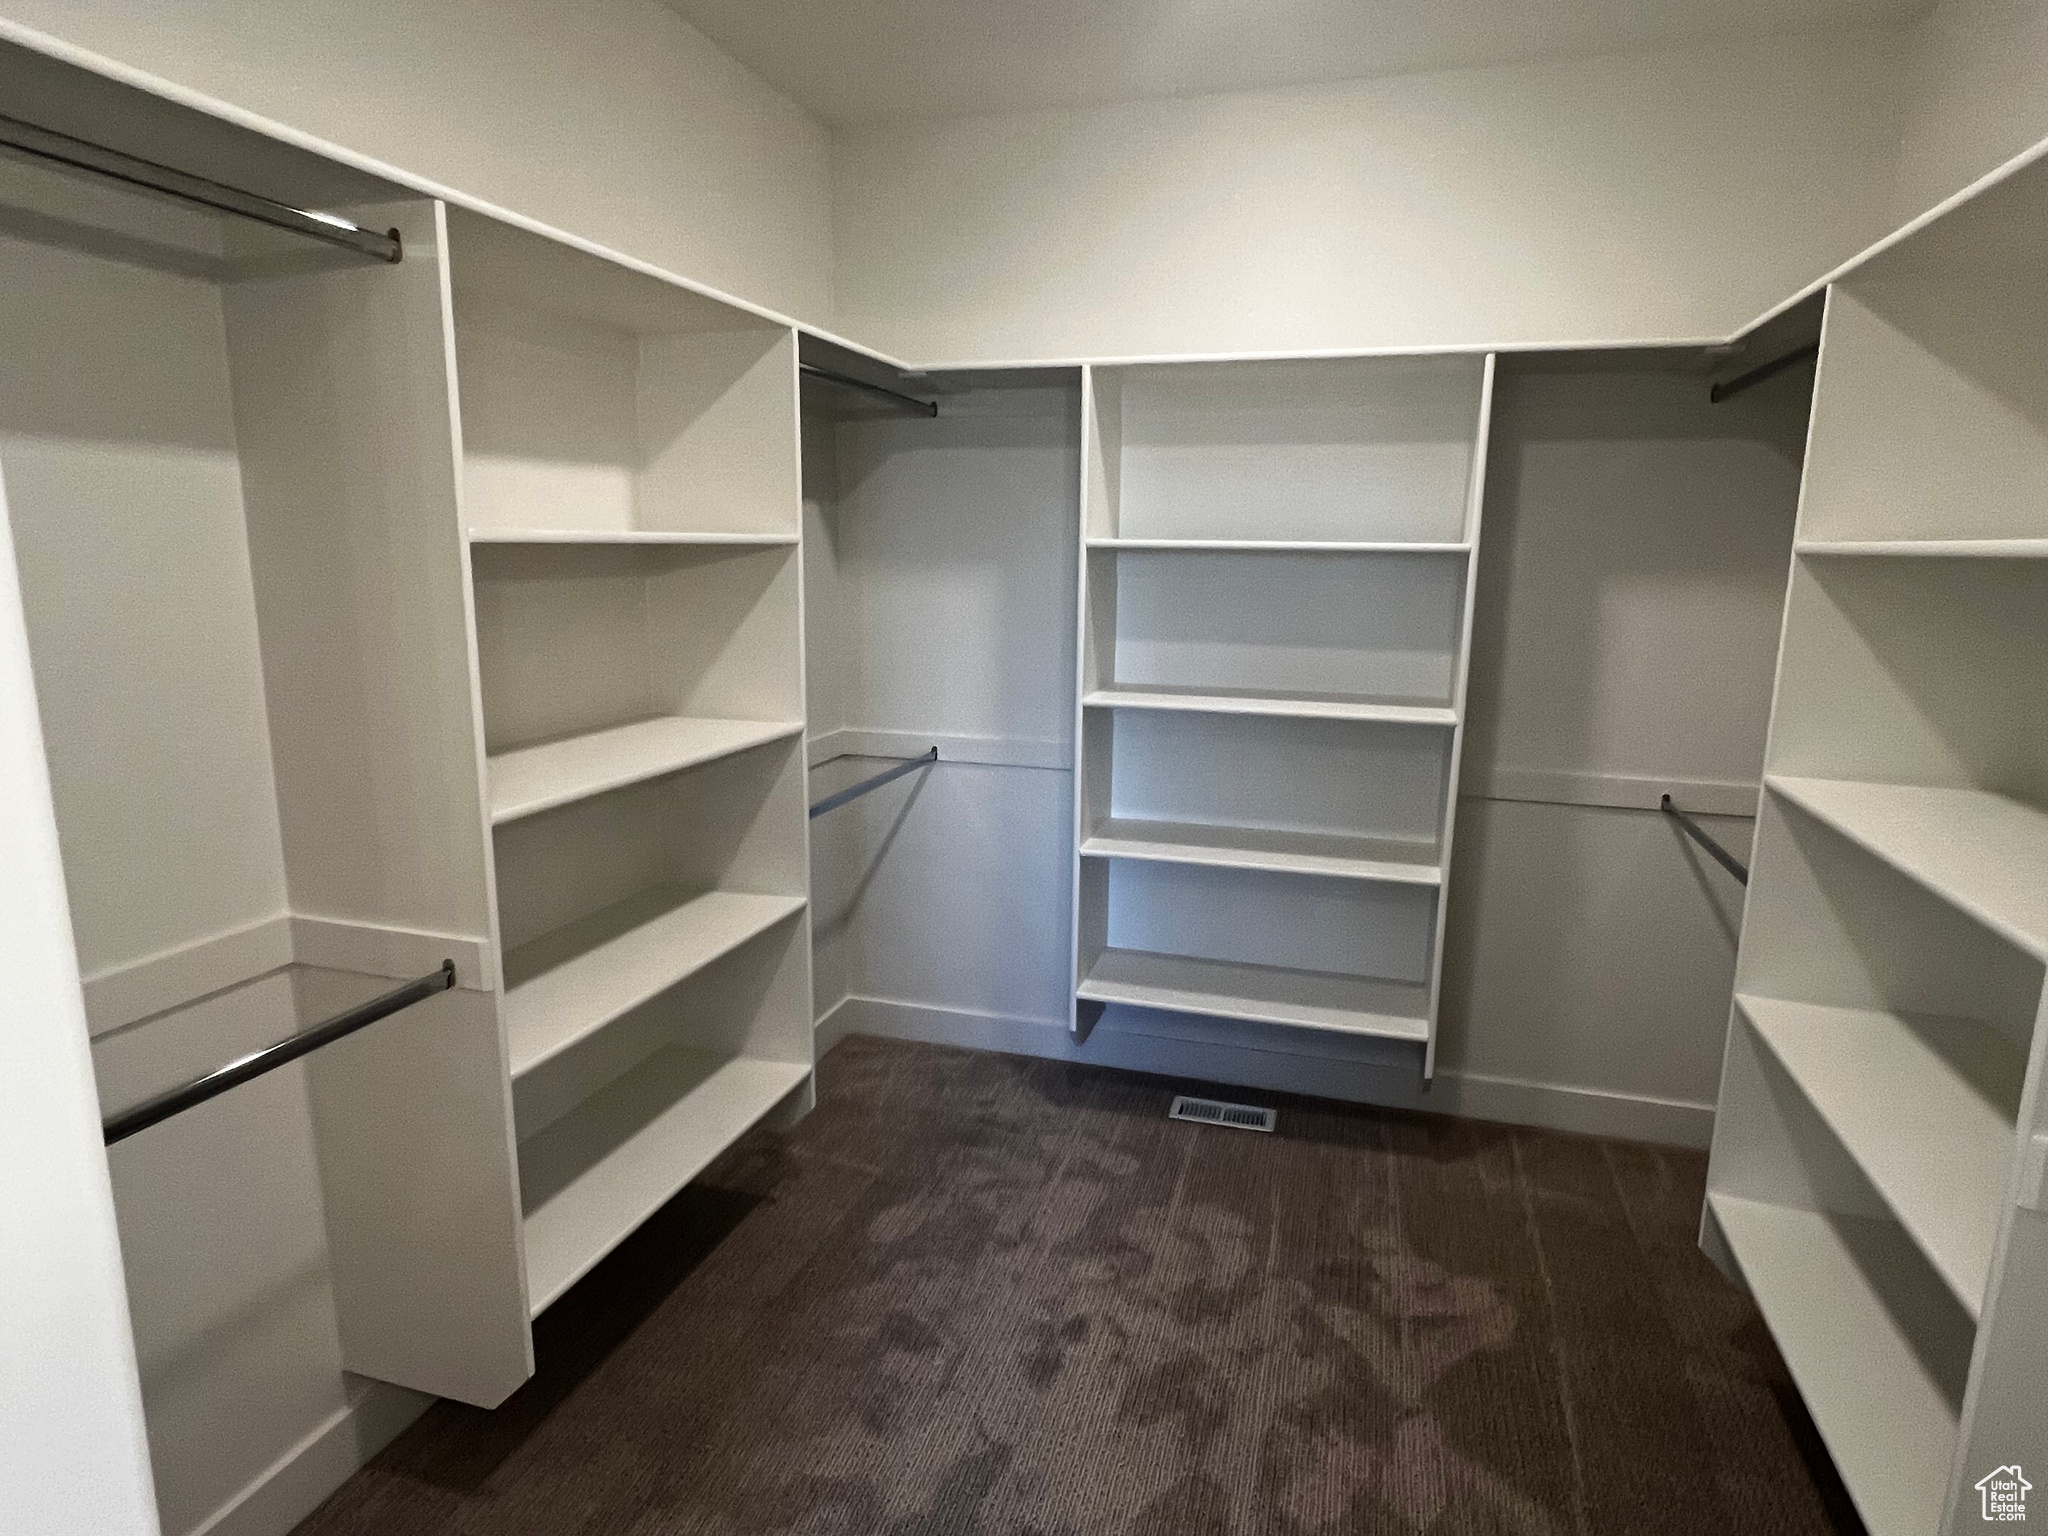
[1977,1465,2031,1522]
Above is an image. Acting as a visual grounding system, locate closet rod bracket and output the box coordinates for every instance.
[1661,795,1749,885]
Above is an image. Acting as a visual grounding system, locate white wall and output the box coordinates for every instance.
[1894,0,2048,218]
[831,29,1908,364]
[0,0,834,323]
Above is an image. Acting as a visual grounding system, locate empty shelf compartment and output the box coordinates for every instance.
[1078,949,1429,1040]
[519,1048,810,1314]
[489,715,803,823]
[1767,777,2048,959]
[504,886,807,1078]
[1707,1193,1967,1536]
[1736,994,2021,1318]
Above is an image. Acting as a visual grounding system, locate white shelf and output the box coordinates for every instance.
[488,715,803,824]
[504,886,807,1078]
[1081,817,1441,885]
[1083,685,1457,727]
[519,1049,809,1314]
[469,527,798,547]
[1077,948,1430,1040]
[1767,776,2048,960]
[1086,537,1470,554]
[1736,993,2019,1319]
[1798,537,2048,559]
[1707,1193,1963,1536]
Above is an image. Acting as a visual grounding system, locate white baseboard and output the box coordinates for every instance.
[188,1377,429,1536]
[83,914,494,1037]
[819,995,1714,1149]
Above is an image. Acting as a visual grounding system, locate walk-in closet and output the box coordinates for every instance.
[2,6,2045,1536]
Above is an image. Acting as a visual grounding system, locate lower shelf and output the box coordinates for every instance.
[1707,1192,1967,1536]
[1076,948,1430,1040]
[519,1050,810,1315]
[1736,993,2019,1319]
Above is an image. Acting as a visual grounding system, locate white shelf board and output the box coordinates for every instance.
[1736,993,2019,1319]
[504,886,807,1079]
[1798,538,2048,559]
[468,527,798,547]
[1081,817,1442,885]
[488,715,803,824]
[1083,685,1457,728]
[1767,777,2048,960]
[520,1049,809,1314]
[1077,948,1430,1040]
[1707,1193,1962,1536]
[1086,537,1470,554]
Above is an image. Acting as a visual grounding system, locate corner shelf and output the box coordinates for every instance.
[1766,776,2048,960]
[1735,993,2019,1317]
[1083,685,1458,727]
[519,1049,810,1314]
[1080,817,1441,885]
[503,887,806,1078]
[488,716,804,824]
[1077,948,1430,1041]
[1708,1193,1965,1536]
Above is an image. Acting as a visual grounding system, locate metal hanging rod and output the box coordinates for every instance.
[809,747,938,818]
[1661,795,1749,885]
[102,960,455,1146]
[1709,342,1819,404]
[800,362,938,418]
[0,112,403,265]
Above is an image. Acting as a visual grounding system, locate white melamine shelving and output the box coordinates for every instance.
[1080,817,1441,884]
[1084,537,1471,554]
[469,528,799,547]
[488,715,804,824]
[1707,1193,1964,1536]
[1735,994,2019,1316]
[448,212,816,1325]
[1070,354,1492,1069]
[1766,776,2048,960]
[1797,538,2048,559]
[1082,686,1459,727]
[1077,949,1431,1040]
[504,887,807,1076]
[519,1050,811,1313]
[1705,197,2048,1533]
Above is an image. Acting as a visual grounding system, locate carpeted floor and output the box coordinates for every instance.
[295,1034,1864,1535]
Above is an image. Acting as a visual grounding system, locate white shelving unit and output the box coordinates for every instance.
[446,209,815,1320]
[1703,152,2048,1536]
[1069,354,1494,1069]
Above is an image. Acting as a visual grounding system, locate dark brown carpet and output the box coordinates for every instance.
[294,1034,1863,1535]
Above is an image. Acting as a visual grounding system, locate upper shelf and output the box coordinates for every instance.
[488,716,803,825]
[1081,817,1441,885]
[1767,776,2048,960]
